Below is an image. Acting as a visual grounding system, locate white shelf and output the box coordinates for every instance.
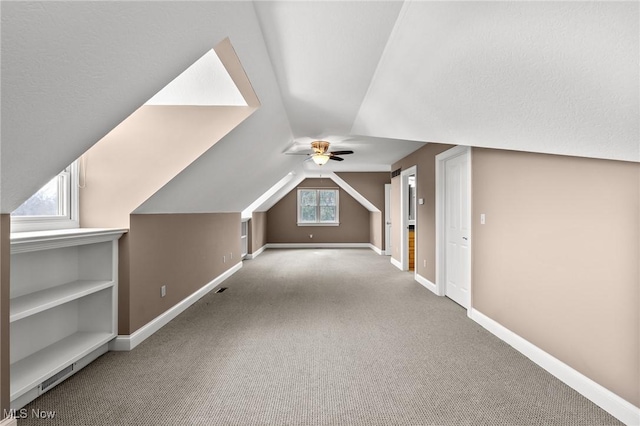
[10,331,114,400]
[11,227,128,254]
[9,227,124,408]
[10,280,115,322]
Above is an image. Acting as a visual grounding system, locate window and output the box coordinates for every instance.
[11,161,79,232]
[297,188,339,226]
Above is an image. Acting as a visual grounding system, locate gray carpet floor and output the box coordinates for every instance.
[19,249,621,425]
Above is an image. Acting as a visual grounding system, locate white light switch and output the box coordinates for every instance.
[480,214,486,225]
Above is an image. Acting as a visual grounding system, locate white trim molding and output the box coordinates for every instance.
[10,227,127,254]
[435,145,472,299]
[415,274,438,295]
[110,262,242,351]
[400,166,417,272]
[265,243,372,249]
[0,416,17,426]
[251,244,382,256]
[470,309,640,426]
[327,172,380,213]
[390,256,403,270]
[369,244,383,255]
[246,244,267,259]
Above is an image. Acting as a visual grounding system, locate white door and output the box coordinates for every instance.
[444,152,470,308]
[384,184,391,255]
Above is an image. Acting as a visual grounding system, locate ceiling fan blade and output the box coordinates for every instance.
[329,156,344,161]
[330,150,354,155]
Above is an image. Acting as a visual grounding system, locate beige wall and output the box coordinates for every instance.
[0,215,9,414]
[391,143,455,278]
[250,212,268,253]
[118,235,131,335]
[369,211,382,250]
[122,213,240,334]
[267,178,370,244]
[472,148,639,406]
[336,172,389,210]
[337,172,390,251]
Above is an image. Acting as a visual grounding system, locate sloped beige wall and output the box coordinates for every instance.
[472,148,640,406]
[80,105,254,228]
[80,38,259,229]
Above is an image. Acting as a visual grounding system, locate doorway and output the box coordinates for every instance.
[436,146,471,310]
[400,166,417,273]
[384,184,391,255]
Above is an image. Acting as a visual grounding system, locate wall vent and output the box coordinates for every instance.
[40,364,74,392]
[391,168,401,178]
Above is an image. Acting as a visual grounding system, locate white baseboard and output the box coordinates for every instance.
[110,262,243,351]
[390,256,402,270]
[470,309,640,426]
[415,273,438,295]
[0,416,17,426]
[246,244,266,259]
[250,243,382,257]
[265,243,372,249]
[369,244,383,255]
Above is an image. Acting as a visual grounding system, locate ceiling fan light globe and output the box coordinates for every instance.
[312,154,330,166]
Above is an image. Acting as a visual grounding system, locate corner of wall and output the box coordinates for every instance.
[0,215,10,415]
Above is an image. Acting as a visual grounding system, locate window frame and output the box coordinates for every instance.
[11,161,80,232]
[297,188,340,226]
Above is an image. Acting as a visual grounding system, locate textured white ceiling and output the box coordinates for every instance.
[283,135,426,172]
[353,1,640,162]
[2,1,638,215]
[253,1,403,138]
[1,2,263,211]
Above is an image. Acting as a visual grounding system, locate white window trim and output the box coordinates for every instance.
[11,161,80,232]
[297,188,340,226]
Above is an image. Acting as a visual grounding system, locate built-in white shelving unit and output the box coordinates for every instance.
[9,228,126,409]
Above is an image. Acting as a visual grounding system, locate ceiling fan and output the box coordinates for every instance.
[306,141,354,165]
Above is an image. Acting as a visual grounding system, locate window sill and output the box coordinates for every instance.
[297,222,340,227]
[10,217,79,233]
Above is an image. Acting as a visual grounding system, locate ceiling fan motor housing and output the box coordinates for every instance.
[311,140,330,154]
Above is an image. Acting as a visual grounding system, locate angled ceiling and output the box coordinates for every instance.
[352,1,639,162]
[253,1,402,138]
[2,1,638,216]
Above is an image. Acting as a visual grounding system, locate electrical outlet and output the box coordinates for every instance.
[230,252,233,259]
[423,260,426,268]
[309,234,313,239]
[161,285,166,298]
[223,255,226,263]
